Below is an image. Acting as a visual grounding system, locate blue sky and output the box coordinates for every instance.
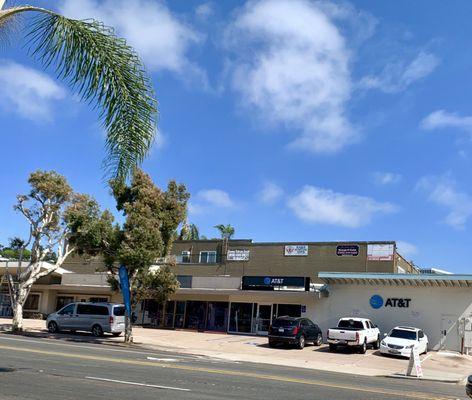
[1,0,472,273]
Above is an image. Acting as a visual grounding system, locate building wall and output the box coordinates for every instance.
[311,284,472,352]
[171,241,410,281]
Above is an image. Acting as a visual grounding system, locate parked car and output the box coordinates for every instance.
[327,317,380,354]
[268,316,323,349]
[380,326,428,357]
[466,375,472,398]
[47,302,125,337]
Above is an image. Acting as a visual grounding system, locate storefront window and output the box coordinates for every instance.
[24,294,40,311]
[229,303,253,333]
[56,296,74,311]
[0,291,12,317]
[185,301,207,330]
[175,301,185,328]
[276,304,301,318]
[206,302,229,332]
[146,300,164,327]
[164,301,175,327]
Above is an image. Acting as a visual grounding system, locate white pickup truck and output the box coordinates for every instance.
[327,317,381,354]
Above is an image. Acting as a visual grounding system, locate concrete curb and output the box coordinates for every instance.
[386,373,467,385]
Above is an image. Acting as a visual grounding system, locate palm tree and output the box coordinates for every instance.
[0,1,157,178]
[214,224,235,240]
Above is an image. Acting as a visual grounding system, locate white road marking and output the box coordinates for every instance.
[0,334,196,360]
[85,376,190,392]
[146,356,178,362]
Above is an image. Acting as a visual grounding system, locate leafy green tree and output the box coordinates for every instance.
[0,1,157,178]
[0,237,32,261]
[105,169,189,342]
[7,170,112,331]
[179,223,200,241]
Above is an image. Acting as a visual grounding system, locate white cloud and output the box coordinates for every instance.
[373,172,402,185]
[287,185,396,228]
[189,189,236,215]
[360,51,439,93]
[226,0,357,153]
[420,110,472,133]
[0,60,66,121]
[59,0,204,78]
[257,182,284,204]
[195,2,214,20]
[396,241,417,257]
[417,175,472,229]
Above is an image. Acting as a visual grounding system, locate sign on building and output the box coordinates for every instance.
[242,276,308,291]
[227,250,250,261]
[367,244,394,261]
[284,245,308,256]
[336,245,359,256]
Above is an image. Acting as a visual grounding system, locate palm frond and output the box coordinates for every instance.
[23,12,158,179]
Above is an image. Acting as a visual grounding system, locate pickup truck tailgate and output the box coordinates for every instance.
[328,329,358,341]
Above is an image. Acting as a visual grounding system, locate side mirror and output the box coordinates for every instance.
[383,333,387,337]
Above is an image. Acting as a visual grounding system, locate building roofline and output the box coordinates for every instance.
[174,240,397,246]
[318,272,472,287]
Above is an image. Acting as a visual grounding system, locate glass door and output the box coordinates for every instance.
[256,304,272,335]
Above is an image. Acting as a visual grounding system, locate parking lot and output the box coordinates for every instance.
[1,318,470,382]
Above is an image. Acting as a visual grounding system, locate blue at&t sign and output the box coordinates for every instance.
[370,295,384,309]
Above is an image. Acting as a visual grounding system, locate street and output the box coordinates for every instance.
[0,334,466,400]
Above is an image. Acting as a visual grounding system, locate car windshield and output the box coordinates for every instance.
[272,319,298,328]
[338,320,364,329]
[389,329,417,340]
[113,306,125,316]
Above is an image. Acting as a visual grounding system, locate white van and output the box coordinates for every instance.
[46,302,125,337]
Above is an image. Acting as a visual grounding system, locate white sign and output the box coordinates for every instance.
[406,347,423,378]
[227,250,250,261]
[284,245,308,256]
[367,244,394,261]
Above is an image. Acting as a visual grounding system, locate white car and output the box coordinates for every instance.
[380,326,428,357]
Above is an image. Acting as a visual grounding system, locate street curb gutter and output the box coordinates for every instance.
[386,373,467,385]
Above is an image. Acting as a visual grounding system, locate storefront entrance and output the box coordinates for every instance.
[256,304,272,335]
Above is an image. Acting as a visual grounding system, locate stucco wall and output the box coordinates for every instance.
[309,284,472,352]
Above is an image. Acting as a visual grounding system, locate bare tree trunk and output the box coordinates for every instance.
[12,301,23,332]
[124,312,133,343]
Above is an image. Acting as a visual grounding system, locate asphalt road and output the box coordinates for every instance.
[0,333,466,400]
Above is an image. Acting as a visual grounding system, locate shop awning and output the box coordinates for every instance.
[318,272,472,288]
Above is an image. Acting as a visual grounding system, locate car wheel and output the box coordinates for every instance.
[373,336,380,350]
[112,332,122,337]
[297,335,306,350]
[91,324,104,337]
[315,333,323,346]
[359,340,367,354]
[329,344,337,353]
[48,321,59,333]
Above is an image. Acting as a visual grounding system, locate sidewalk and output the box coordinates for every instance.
[1,318,470,383]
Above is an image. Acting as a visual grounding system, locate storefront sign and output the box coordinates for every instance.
[336,245,359,256]
[370,295,411,309]
[367,244,394,261]
[242,276,308,291]
[227,250,250,261]
[406,347,423,378]
[284,245,308,256]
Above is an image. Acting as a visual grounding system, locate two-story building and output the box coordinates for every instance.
[140,240,416,335]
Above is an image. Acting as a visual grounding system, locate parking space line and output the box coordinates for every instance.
[85,376,190,392]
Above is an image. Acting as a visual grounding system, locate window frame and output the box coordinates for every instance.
[24,293,41,311]
[58,303,75,315]
[181,251,191,263]
[199,250,217,264]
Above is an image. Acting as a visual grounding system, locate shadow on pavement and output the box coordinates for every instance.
[0,322,123,346]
